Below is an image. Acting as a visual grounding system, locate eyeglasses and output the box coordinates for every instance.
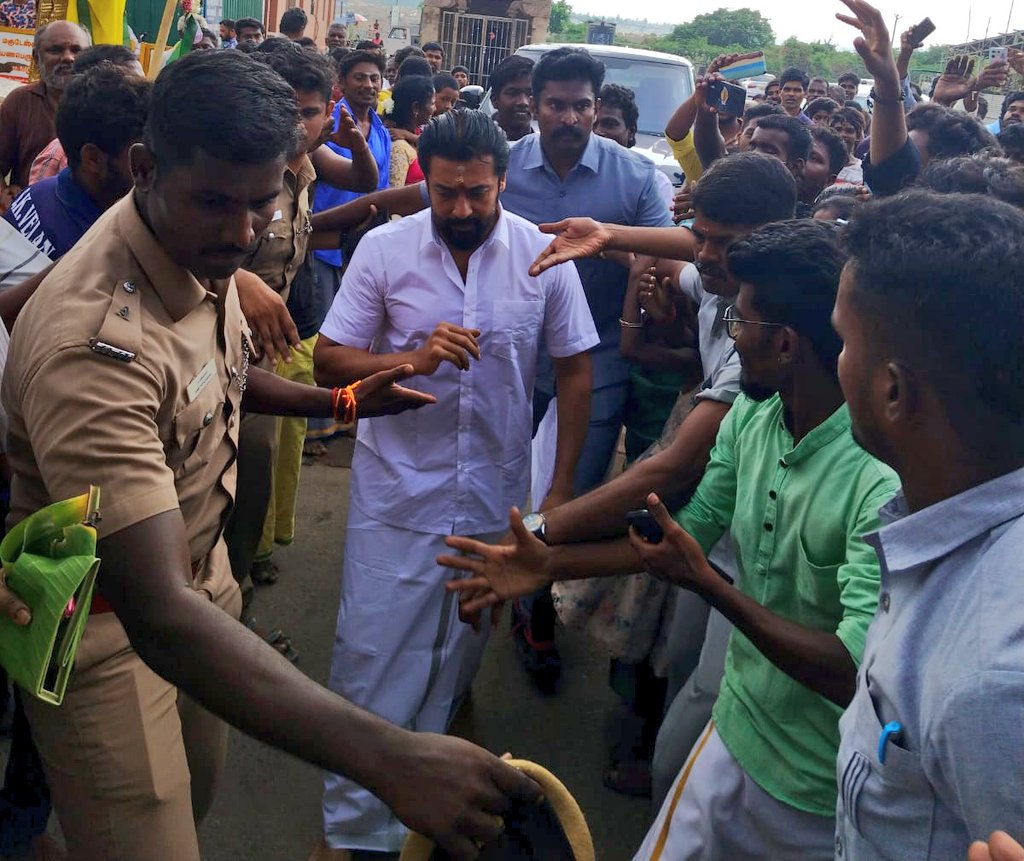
[723,304,787,340]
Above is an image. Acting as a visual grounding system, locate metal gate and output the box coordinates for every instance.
[439,11,529,88]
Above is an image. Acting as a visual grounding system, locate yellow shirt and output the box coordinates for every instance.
[667,130,704,184]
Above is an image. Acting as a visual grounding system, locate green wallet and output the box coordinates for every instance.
[0,487,102,706]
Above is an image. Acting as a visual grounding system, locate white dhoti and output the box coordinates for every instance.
[633,722,835,861]
[321,501,500,852]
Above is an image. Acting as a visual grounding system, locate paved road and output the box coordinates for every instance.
[0,437,653,859]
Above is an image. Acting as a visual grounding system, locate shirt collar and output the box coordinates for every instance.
[119,192,212,322]
[778,400,851,467]
[340,97,386,134]
[868,466,1024,574]
[286,154,316,192]
[55,167,102,226]
[521,132,601,176]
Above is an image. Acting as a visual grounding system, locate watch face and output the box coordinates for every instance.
[521,512,544,533]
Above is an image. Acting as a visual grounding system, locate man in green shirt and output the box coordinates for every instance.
[441,219,899,860]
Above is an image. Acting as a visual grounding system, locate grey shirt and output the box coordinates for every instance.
[676,263,741,406]
[835,466,1024,860]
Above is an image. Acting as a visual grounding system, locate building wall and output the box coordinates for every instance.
[262,0,336,45]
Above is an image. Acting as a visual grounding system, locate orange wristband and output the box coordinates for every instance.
[331,382,359,424]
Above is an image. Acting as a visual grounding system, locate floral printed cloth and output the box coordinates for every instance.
[0,0,35,30]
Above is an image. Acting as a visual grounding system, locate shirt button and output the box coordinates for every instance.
[559,190,566,198]
[768,490,777,500]
[764,522,773,532]
[880,592,891,613]
[122,280,136,294]
[203,411,214,427]
[836,836,843,856]
[778,458,788,468]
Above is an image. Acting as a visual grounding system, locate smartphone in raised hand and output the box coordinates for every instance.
[908,16,936,47]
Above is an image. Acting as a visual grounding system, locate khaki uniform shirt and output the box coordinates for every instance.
[2,193,246,566]
[241,155,315,301]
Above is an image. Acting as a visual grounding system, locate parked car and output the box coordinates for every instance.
[741,72,775,98]
[482,42,694,186]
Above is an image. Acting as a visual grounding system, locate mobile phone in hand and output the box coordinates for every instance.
[990,46,1009,63]
[706,79,747,117]
[909,17,936,46]
[626,509,663,544]
[718,51,767,80]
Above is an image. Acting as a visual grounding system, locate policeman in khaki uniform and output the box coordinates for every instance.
[225,46,379,605]
[0,51,536,861]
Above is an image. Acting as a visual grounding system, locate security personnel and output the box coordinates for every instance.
[0,51,535,861]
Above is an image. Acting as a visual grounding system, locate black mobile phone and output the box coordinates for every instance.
[626,509,664,544]
[909,17,936,46]
[706,79,747,118]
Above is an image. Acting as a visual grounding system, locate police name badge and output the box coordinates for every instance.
[187,359,217,403]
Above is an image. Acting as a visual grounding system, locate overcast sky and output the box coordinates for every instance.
[575,0,1022,48]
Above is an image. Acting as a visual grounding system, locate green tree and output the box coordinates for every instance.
[671,7,774,52]
[549,0,572,34]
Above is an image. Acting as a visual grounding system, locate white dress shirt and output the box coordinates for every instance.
[320,206,599,535]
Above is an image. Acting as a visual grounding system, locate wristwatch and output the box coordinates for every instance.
[521,512,548,544]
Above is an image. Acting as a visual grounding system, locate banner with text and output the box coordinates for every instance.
[0,26,33,84]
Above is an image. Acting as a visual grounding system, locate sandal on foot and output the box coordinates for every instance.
[250,557,279,585]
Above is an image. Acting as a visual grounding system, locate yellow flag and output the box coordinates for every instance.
[66,0,128,46]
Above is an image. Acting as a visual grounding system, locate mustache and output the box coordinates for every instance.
[553,127,584,137]
[695,261,726,279]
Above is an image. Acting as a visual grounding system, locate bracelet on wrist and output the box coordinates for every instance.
[331,382,360,425]
[619,317,644,329]
[872,93,904,105]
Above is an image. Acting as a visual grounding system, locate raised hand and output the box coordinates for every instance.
[932,55,977,106]
[352,364,436,417]
[329,103,371,153]
[1008,47,1024,77]
[528,217,612,276]
[976,59,1010,91]
[706,51,763,76]
[235,269,300,363]
[439,507,552,617]
[968,832,1024,861]
[0,569,31,626]
[380,732,541,860]
[637,267,675,324]
[836,0,900,92]
[412,322,481,375]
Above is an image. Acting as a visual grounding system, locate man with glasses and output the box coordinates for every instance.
[443,218,897,860]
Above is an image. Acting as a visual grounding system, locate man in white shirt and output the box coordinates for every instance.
[310,109,599,859]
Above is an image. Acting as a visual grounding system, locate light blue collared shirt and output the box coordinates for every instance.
[500,133,672,393]
[836,466,1024,859]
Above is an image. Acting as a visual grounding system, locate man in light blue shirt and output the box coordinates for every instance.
[501,47,672,684]
[832,189,1024,859]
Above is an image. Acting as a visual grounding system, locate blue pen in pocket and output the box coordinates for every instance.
[877,720,903,764]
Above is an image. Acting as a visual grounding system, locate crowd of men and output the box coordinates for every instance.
[1,0,1024,859]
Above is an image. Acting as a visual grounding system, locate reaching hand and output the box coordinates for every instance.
[381,732,542,861]
[836,0,900,91]
[329,103,371,153]
[1008,47,1024,77]
[627,494,720,594]
[673,186,695,222]
[968,832,1024,861]
[235,270,300,363]
[637,267,675,324]
[0,569,31,626]
[352,364,436,417]
[439,507,552,617]
[412,322,481,375]
[528,217,612,276]
[706,51,763,76]
[976,59,1010,91]
[932,55,977,106]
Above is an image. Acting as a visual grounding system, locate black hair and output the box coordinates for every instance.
[257,36,297,54]
[339,49,385,78]
[808,76,828,88]
[433,72,459,92]
[842,189,1024,435]
[728,219,846,376]
[145,50,297,171]
[811,186,862,220]
[926,110,1001,161]
[279,7,308,36]
[255,41,336,102]
[72,44,137,74]
[806,97,839,118]
[919,154,1024,208]
[418,107,510,177]
[531,46,603,99]
[999,91,1024,127]
[452,65,470,76]
[296,36,317,49]
[392,75,435,128]
[394,45,425,66]
[235,41,258,53]
[329,46,351,67]
[838,71,860,87]
[754,113,812,161]
[489,54,533,98]
[809,125,848,176]
[778,67,808,90]
[221,18,235,29]
[397,57,433,79]
[421,41,444,56]
[598,83,638,132]
[831,106,865,134]
[355,40,377,51]
[743,102,784,124]
[998,124,1024,163]
[692,151,797,225]
[235,17,264,35]
[58,66,151,170]
[905,102,944,133]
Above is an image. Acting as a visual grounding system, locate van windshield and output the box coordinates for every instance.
[519,50,692,136]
